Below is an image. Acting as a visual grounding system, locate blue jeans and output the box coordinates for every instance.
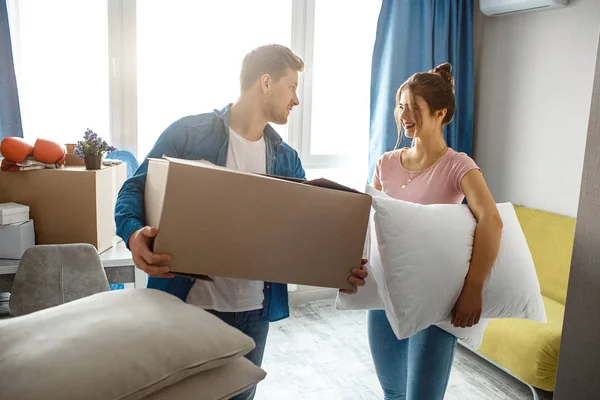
[368,310,457,400]
[206,309,269,400]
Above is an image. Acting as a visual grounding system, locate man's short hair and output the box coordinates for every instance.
[240,44,304,91]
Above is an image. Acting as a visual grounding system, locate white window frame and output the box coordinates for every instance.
[9,0,355,169]
[289,0,351,170]
[108,0,137,156]
[111,0,352,167]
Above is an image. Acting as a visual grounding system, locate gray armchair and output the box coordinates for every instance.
[9,244,109,316]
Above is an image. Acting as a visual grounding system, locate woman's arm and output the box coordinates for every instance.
[372,171,383,191]
[462,170,503,287]
[452,169,503,328]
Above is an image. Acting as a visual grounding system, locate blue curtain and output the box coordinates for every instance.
[368,0,474,182]
[0,0,23,140]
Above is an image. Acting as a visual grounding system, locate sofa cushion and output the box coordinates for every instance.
[0,289,256,400]
[478,295,564,392]
[514,206,575,305]
[145,357,266,400]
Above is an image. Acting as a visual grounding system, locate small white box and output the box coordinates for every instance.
[0,220,35,259]
[0,202,30,225]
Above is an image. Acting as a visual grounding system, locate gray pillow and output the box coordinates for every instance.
[0,289,256,400]
[146,357,266,400]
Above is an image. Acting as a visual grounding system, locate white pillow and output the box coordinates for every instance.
[0,289,257,400]
[437,320,489,350]
[367,187,545,340]
[336,213,384,311]
[336,209,490,349]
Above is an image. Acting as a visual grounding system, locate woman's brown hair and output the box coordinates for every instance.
[394,63,456,141]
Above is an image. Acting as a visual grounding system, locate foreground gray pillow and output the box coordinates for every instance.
[0,289,257,400]
[146,357,267,400]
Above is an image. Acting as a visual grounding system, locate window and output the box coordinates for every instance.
[136,0,292,159]
[301,0,381,188]
[7,0,382,189]
[309,0,379,157]
[7,0,110,145]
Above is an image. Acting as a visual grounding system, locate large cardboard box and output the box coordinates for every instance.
[0,164,127,252]
[64,153,85,167]
[146,157,372,290]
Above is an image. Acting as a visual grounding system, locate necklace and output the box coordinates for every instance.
[400,146,448,189]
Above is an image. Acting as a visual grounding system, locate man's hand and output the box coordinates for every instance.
[129,226,173,278]
[339,258,368,295]
[451,280,483,328]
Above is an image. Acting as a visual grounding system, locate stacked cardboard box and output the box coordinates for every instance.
[0,164,127,252]
[0,202,34,259]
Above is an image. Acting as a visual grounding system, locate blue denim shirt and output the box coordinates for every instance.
[114,104,306,322]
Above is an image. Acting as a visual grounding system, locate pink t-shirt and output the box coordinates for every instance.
[373,148,480,205]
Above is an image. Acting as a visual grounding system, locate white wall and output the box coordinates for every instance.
[474,0,600,218]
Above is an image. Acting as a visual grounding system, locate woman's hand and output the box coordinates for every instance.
[339,258,368,294]
[451,280,483,328]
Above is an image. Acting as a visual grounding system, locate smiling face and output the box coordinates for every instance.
[396,89,446,139]
[239,45,304,125]
[261,68,300,125]
[394,66,457,142]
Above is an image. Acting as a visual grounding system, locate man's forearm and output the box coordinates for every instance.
[115,174,147,247]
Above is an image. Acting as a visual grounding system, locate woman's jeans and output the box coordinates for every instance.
[368,310,457,400]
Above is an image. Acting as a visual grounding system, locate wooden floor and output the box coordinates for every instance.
[256,298,553,400]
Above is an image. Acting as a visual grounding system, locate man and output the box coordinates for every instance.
[115,44,367,400]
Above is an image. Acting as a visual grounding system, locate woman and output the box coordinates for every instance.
[369,63,503,400]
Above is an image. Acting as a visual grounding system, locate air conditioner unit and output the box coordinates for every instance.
[480,0,569,16]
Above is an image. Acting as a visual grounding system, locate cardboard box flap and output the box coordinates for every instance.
[272,175,360,194]
[171,272,214,281]
[302,178,360,194]
[162,156,214,168]
[145,159,171,229]
[160,156,362,194]
[266,175,305,184]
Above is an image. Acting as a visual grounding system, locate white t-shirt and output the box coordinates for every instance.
[185,127,266,312]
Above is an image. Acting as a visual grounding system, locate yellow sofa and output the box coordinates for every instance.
[477,206,576,392]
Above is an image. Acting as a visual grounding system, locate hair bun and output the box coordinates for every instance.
[431,63,454,90]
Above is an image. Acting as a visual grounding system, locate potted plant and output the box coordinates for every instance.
[74,129,116,170]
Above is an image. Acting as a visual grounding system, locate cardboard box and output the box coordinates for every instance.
[65,143,76,154]
[0,220,35,259]
[0,164,127,252]
[65,153,85,167]
[145,157,372,290]
[0,202,30,225]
